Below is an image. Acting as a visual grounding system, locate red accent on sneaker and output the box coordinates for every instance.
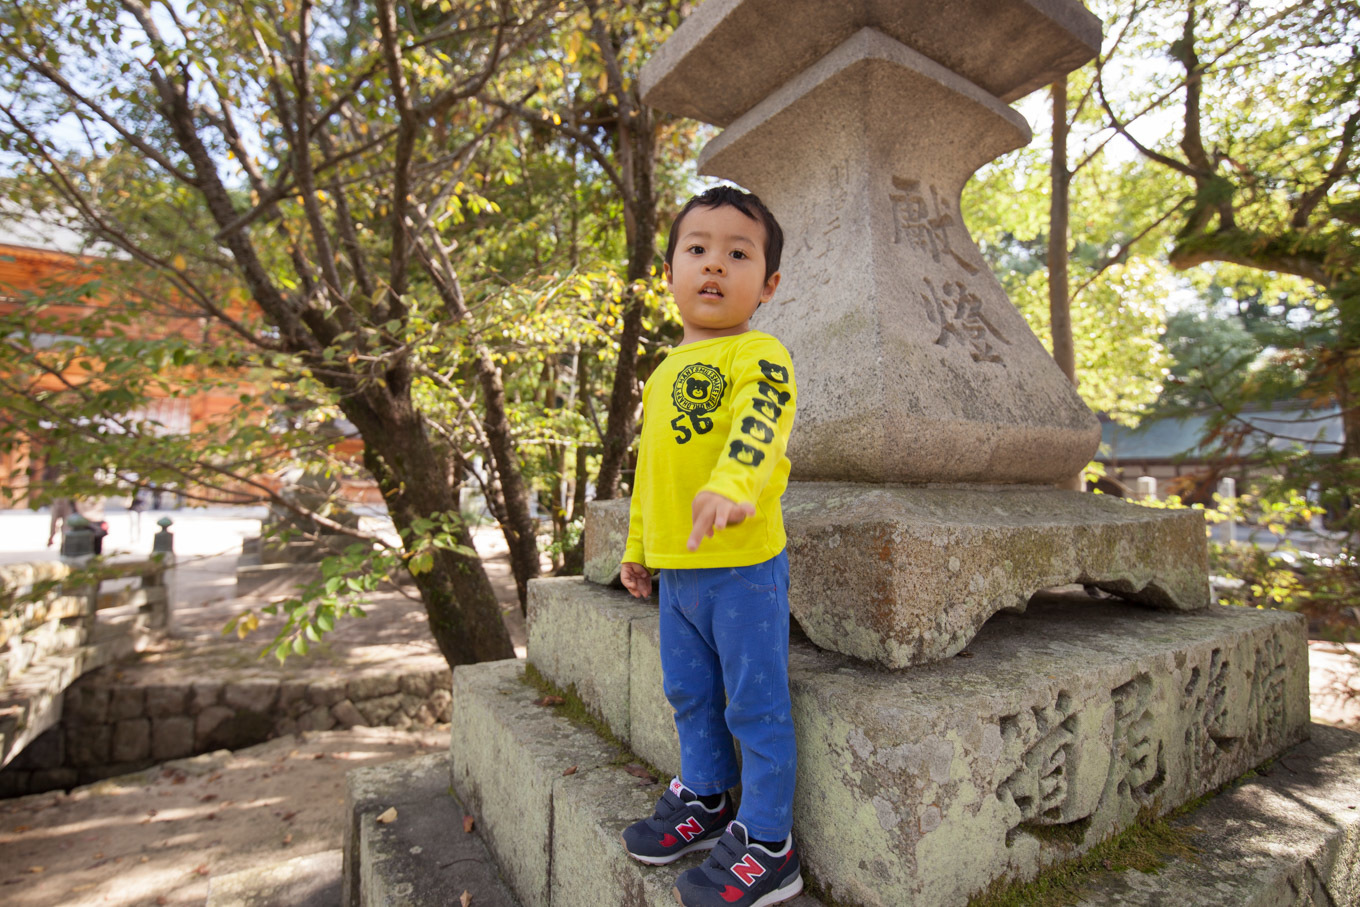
[659,833,679,847]
[720,885,745,903]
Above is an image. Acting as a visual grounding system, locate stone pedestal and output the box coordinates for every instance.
[586,484,1210,669]
[511,578,1311,907]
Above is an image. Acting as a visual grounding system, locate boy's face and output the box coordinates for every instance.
[664,203,780,343]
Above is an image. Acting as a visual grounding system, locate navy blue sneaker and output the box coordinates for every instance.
[673,820,802,907]
[620,777,732,866]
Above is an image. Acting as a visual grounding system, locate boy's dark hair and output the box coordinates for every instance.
[664,185,784,282]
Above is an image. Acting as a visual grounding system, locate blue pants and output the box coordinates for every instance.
[658,549,796,841]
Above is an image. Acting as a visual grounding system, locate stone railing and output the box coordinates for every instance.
[0,667,452,797]
[0,556,173,770]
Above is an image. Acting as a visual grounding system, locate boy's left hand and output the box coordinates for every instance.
[688,491,756,551]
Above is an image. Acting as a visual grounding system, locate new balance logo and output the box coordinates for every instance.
[675,817,704,842]
[731,854,766,887]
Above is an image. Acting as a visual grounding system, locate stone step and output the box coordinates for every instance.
[448,658,825,907]
[353,722,1360,907]
[527,577,1312,906]
[343,751,519,907]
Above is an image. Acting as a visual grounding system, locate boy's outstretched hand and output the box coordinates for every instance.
[620,561,653,598]
[688,491,756,551]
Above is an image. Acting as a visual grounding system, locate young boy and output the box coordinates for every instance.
[619,185,801,907]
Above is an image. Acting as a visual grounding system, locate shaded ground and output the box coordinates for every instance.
[0,727,446,906]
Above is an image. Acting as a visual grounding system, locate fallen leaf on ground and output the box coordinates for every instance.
[623,764,655,781]
[463,815,475,833]
[156,897,168,905]
[11,825,28,833]
[956,650,974,658]
[314,753,326,760]
[27,866,43,874]
[281,811,297,822]
[283,833,293,845]
[194,864,209,876]
[534,695,565,706]
[207,772,222,783]
[70,883,96,893]
[461,890,472,907]
[200,794,218,802]
[376,807,398,824]
[562,766,577,776]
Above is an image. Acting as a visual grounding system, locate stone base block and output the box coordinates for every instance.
[1071,723,1360,906]
[447,658,823,907]
[525,578,1309,906]
[527,578,658,745]
[584,485,1211,667]
[342,752,517,907]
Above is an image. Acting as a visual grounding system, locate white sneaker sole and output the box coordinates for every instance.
[672,871,804,906]
[621,832,722,866]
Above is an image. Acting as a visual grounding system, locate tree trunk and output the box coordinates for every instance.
[1048,76,1082,491]
[359,411,514,666]
[593,60,658,500]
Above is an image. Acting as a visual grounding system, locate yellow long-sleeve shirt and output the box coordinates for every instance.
[623,330,796,569]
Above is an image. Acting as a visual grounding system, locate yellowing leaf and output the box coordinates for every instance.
[172,254,187,270]
[236,612,259,639]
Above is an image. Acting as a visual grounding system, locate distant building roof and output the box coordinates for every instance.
[0,203,118,258]
[1099,405,1343,463]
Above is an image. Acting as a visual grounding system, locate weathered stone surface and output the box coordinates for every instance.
[297,705,337,732]
[64,683,109,724]
[66,724,111,767]
[108,686,144,721]
[685,28,1099,484]
[195,705,235,742]
[531,579,1310,907]
[144,684,188,719]
[527,577,657,742]
[449,659,620,907]
[151,716,195,761]
[277,681,309,716]
[1070,723,1360,907]
[399,673,433,700]
[348,674,399,702]
[783,483,1210,667]
[111,718,151,762]
[639,0,1101,125]
[355,694,402,726]
[222,680,277,714]
[345,752,519,907]
[429,689,452,722]
[787,601,1308,907]
[583,499,629,586]
[627,616,678,775]
[189,681,222,714]
[306,679,348,708]
[583,486,1209,667]
[331,699,367,728]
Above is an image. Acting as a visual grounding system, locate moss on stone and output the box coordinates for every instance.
[521,662,666,787]
[968,756,1280,907]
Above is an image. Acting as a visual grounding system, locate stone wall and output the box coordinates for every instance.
[0,668,452,798]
